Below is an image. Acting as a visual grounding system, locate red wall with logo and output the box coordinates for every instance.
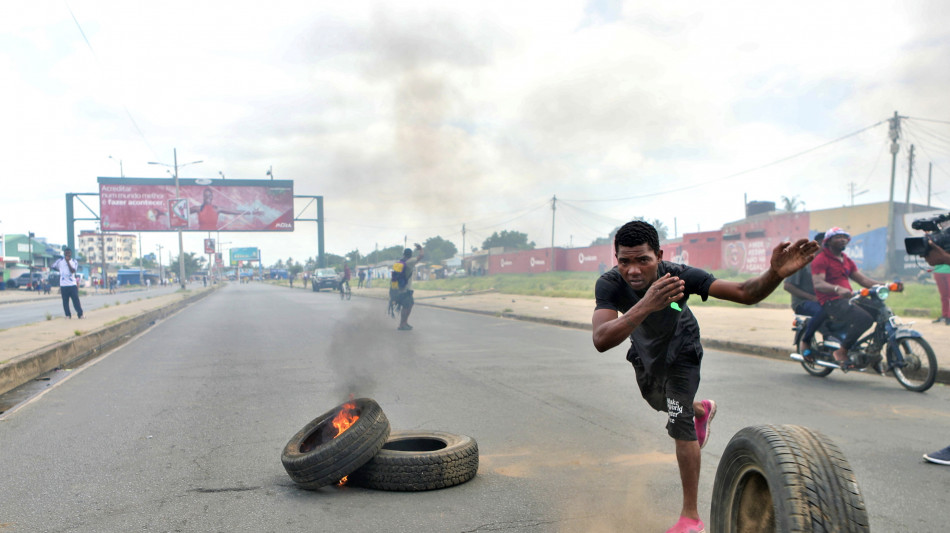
[720,212,811,273]
[487,245,616,274]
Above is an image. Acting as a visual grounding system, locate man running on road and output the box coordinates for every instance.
[592,220,819,533]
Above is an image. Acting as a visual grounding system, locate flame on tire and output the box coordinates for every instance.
[332,401,359,485]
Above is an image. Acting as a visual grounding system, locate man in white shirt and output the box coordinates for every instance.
[51,247,84,319]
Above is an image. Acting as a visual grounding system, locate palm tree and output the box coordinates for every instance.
[781,195,805,212]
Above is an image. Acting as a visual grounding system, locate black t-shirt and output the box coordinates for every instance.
[785,264,814,309]
[595,262,715,375]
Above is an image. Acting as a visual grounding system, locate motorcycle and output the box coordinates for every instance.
[789,283,938,392]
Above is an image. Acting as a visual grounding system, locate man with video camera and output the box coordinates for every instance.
[906,212,950,325]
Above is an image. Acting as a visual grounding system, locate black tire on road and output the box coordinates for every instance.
[711,424,869,533]
[349,430,478,491]
[281,398,391,490]
[890,336,937,392]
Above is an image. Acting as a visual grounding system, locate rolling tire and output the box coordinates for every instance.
[711,424,869,533]
[281,398,391,490]
[349,430,478,491]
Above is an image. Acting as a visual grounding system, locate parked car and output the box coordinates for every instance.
[14,272,46,289]
[311,268,340,292]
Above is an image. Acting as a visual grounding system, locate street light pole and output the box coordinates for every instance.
[149,148,202,290]
[174,149,185,290]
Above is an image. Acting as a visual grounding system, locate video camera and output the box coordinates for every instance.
[904,212,950,256]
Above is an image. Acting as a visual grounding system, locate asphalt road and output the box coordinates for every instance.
[0,285,180,329]
[0,283,947,532]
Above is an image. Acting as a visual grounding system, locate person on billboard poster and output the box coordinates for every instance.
[190,188,258,231]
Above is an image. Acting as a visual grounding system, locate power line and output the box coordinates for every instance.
[561,120,886,203]
[906,116,950,126]
[65,0,153,152]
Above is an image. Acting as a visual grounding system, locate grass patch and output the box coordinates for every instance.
[417,270,943,317]
[102,303,109,308]
[74,330,81,336]
[417,271,600,299]
[105,316,129,326]
[45,312,52,321]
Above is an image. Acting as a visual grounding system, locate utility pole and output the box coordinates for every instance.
[550,195,556,272]
[461,224,466,263]
[100,227,107,290]
[157,244,164,284]
[904,144,915,207]
[885,111,902,276]
[138,232,143,286]
[928,162,933,207]
[848,182,869,206]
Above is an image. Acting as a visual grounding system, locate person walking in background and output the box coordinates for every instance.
[395,244,424,331]
[358,268,366,289]
[51,247,83,319]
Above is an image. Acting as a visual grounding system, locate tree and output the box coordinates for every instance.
[590,219,667,246]
[781,195,805,212]
[422,236,458,265]
[131,256,158,269]
[651,219,669,241]
[168,252,206,279]
[482,230,535,251]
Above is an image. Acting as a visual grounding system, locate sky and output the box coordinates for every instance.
[3,0,950,267]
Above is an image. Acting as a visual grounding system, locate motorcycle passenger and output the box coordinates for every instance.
[811,227,893,370]
[784,232,825,360]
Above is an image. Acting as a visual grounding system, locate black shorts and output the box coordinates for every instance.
[628,345,702,441]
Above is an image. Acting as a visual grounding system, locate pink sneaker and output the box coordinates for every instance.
[666,516,706,533]
[695,399,716,449]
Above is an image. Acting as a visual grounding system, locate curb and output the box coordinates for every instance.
[410,299,950,387]
[0,288,216,397]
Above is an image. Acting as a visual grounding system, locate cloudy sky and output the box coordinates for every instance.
[3,0,949,265]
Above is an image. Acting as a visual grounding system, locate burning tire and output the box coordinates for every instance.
[711,424,869,533]
[281,398,391,490]
[349,430,478,491]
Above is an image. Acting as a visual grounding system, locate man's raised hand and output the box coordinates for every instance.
[770,238,820,278]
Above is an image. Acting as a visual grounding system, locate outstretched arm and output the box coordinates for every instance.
[709,238,819,305]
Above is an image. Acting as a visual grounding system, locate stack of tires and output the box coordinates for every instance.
[281,398,479,491]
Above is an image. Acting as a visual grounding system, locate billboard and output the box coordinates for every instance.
[204,238,215,254]
[230,247,260,265]
[98,178,294,231]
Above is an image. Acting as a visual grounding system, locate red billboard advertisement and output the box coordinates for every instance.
[98,178,295,231]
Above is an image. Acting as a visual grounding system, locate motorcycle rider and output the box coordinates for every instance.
[784,232,825,360]
[810,227,895,370]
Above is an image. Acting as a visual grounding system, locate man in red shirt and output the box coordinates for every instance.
[810,227,891,369]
